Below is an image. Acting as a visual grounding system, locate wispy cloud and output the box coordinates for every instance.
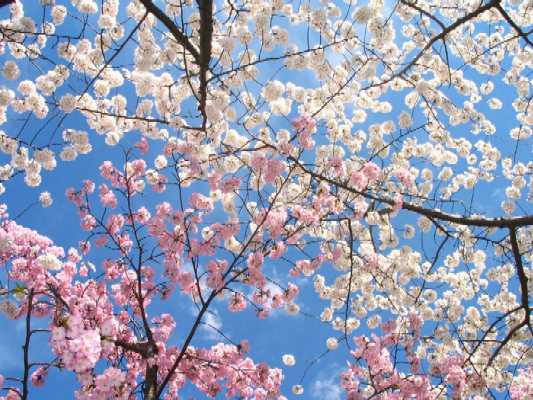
[198,308,225,341]
[310,366,343,400]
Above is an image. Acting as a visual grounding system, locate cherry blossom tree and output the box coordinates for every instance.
[0,0,532,399]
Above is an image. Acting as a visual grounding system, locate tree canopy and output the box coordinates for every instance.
[0,0,532,398]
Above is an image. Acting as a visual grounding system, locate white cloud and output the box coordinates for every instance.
[199,308,225,341]
[311,371,343,400]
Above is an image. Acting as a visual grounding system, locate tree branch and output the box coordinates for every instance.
[285,155,533,228]
[138,0,200,61]
[21,290,34,400]
[197,0,214,130]
[494,4,533,47]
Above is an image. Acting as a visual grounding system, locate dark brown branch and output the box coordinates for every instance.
[509,227,532,339]
[114,339,151,357]
[465,305,522,363]
[285,155,533,228]
[487,319,526,367]
[400,0,452,82]
[397,0,500,74]
[370,0,501,88]
[197,0,214,130]
[155,162,295,398]
[494,4,533,47]
[21,290,34,400]
[138,0,200,61]
[155,288,217,398]
[78,11,148,99]
[143,364,158,400]
[344,219,355,347]
[509,228,530,312]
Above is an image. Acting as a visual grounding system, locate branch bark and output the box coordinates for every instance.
[197,0,214,130]
[21,290,34,400]
[494,4,533,47]
[138,0,200,61]
[286,155,533,228]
